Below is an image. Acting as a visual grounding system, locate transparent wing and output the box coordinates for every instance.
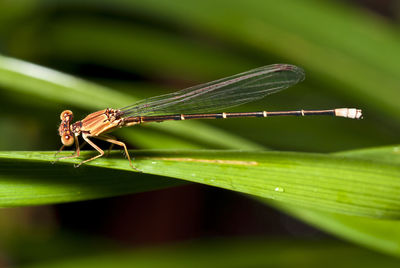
[120,64,305,116]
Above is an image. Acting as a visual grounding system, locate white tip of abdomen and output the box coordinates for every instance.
[335,108,363,119]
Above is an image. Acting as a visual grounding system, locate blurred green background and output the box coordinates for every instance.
[0,0,400,267]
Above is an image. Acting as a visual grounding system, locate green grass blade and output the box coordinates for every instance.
[336,145,400,165]
[1,150,399,219]
[0,54,130,109]
[0,156,184,207]
[277,203,400,257]
[19,239,400,268]
[267,145,400,256]
[22,17,254,79]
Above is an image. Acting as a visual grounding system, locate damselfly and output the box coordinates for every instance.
[56,64,362,169]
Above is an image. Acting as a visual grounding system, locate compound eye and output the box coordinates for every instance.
[61,134,75,146]
[60,110,73,120]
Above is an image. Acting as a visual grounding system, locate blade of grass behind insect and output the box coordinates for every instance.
[17,239,400,268]
[0,54,262,150]
[11,17,255,80]
[0,0,37,34]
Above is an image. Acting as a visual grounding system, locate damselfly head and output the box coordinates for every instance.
[60,110,73,120]
[58,110,74,146]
